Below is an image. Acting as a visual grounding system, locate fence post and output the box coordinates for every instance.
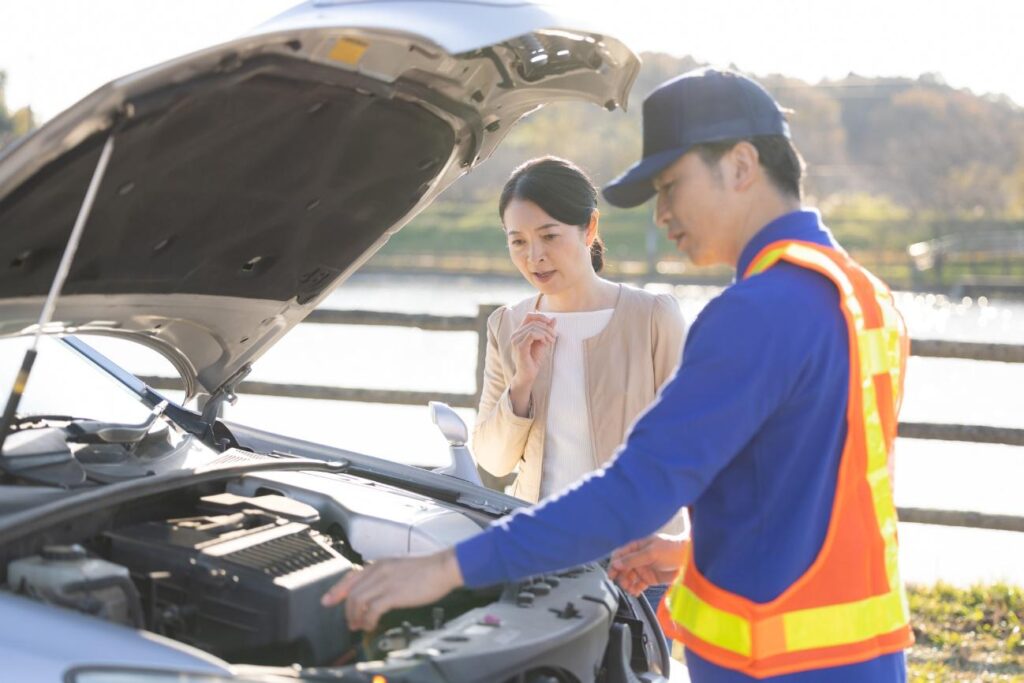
[474,304,502,405]
[646,220,659,276]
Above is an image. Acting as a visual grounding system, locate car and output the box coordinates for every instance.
[0,2,674,682]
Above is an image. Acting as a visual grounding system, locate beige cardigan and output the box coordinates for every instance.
[472,284,687,505]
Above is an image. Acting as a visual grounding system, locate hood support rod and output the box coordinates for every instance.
[0,133,116,456]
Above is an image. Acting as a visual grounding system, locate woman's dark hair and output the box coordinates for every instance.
[693,135,805,200]
[499,156,606,272]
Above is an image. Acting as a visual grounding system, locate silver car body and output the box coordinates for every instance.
[0,2,672,682]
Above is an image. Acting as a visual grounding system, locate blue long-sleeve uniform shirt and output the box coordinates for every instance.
[455,211,906,682]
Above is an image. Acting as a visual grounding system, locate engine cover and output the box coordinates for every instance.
[104,508,353,665]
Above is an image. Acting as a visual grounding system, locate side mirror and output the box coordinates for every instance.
[429,402,480,486]
[430,401,468,446]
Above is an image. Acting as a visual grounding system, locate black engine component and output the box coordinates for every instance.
[0,427,86,487]
[104,504,354,665]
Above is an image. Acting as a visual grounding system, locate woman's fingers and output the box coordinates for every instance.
[511,327,556,354]
[530,330,557,349]
[522,312,556,329]
[512,321,557,344]
[513,315,556,345]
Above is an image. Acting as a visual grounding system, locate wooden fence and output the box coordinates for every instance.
[141,305,1024,533]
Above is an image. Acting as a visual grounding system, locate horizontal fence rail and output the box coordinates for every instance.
[140,376,478,410]
[898,422,1024,447]
[910,338,1024,363]
[304,309,478,332]
[141,305,1024,533]
[897,507,1024,534]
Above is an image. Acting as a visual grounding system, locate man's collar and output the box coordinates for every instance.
[735,209,829,278]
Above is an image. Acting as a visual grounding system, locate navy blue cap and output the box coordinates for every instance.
[602,68,790,208]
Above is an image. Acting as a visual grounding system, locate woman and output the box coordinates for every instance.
[474,156,687,529]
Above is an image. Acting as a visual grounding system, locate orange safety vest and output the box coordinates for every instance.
[657,239,914,678]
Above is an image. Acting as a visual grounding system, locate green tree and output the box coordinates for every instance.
[762,75,849,202]
[0,71,13,141]
[846,81,1024,216]
[0,71,36,152]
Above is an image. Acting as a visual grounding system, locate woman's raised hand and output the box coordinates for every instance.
[508,312,556,416]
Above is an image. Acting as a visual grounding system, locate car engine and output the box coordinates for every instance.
[0,454,666,682]
[8,492,354,665]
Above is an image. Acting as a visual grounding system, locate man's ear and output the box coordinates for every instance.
[729,141,760,192]
[585,209,600,245]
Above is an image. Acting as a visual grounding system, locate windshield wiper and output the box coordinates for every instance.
[66,401,169,445]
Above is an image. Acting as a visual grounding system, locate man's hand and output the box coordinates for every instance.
[608,534,689,596]
[321,549,464,631]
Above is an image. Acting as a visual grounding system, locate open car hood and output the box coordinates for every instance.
[0,0,638,399]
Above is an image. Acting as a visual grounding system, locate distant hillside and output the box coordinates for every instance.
[3,57,1021,288]
[388,53,1024,290]
[3,55,1022,217]
[441,52,1024,220]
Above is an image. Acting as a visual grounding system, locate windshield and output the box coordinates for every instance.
[0,336,162,424]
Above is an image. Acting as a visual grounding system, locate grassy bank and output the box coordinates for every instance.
[667,584,1023,680]
[907,583,1022,681]
[375,200,1024,293]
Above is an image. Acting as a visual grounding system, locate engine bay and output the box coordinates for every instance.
[0,410,663,682]
[0,475,503,669]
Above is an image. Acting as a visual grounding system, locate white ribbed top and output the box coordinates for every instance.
[539,308,615,499]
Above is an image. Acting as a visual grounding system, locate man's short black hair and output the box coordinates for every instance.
[692,135,805,200]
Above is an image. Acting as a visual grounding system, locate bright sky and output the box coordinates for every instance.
[0,0,1020,122]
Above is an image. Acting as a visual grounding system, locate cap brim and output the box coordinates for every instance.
[601,147,691,208]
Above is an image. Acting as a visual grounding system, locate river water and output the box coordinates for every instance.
[212,272,1024,588]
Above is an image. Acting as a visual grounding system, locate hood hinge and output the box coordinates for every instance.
[201,363,252,427]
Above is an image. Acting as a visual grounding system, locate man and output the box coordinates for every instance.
[322,68,913,682]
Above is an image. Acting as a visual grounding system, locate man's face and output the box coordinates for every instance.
[652,150,737,267]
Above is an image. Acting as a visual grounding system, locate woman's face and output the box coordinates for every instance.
[503,198,594,295]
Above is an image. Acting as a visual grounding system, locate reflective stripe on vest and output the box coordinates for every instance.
[658,240,913,678]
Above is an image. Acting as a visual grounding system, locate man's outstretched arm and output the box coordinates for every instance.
[323,291,797,629]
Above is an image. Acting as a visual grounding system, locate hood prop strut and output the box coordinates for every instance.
[0,133,116,457]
